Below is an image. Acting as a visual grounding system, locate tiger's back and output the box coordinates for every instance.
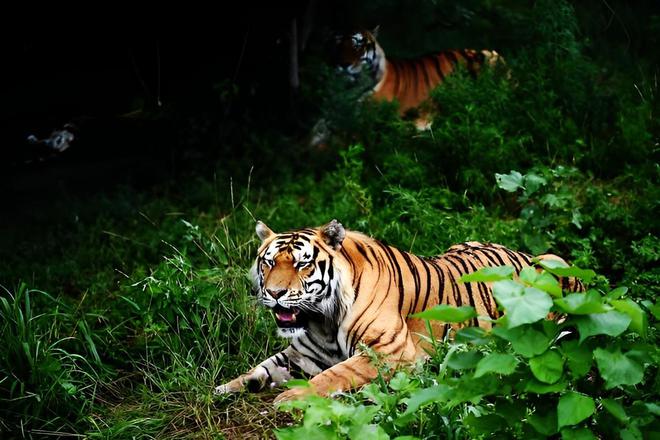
[332,29,505,129]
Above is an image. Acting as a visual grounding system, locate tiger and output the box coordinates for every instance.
[332,28,505,129]
[215,220,583,403]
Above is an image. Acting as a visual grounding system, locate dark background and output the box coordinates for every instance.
[2,0,659,223]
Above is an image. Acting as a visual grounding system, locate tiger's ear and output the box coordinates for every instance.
[372,25,380,38]
[321,219,345,249]
[256,221,275,242]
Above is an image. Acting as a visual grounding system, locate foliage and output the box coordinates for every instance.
[276,267,659,439]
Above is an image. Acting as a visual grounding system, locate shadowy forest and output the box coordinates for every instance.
[1,1,658,438]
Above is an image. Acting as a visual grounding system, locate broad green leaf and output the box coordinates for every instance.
[536,260,596,283]
[593,348,644,389]
[459,265,514,283]
[560,427,597,440]
[606,286,628,300]
[496,170,525,192]
[348,424,390,440]
[492,326,550,357]
[620,427,643,440]
[530,350,564,384]
[474,353,518,378]
[493,281,553,328]
[402,385,450,416]
[524,173,547,195]
[276,427,336,440]
[648,302,660,320]
[455,327,490,345]
[557,392,595,428]
[446,350,483,370]
[524,379,567,394]
[554,290,608,314]
[411,305,477,323]
[573,311,631,343]
[610,299,647,338]
[528,408,558,436]
[389,372,411,391]
[535,258,569,269]
[519,267,562,297]
[560,340,593,378]
[601,398,628,423]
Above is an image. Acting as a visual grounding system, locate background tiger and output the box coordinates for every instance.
[332,28,505,129]
[215,220,584,402]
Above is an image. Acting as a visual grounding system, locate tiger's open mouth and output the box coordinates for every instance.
[272,305,308,328]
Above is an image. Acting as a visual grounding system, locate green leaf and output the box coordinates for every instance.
[593,348,644,389]
[492,326,551,357]
[530,350,564,384]
[446,350,483,370]
[459,265,514,283]
[610,299,647,338]
[574,311,631,343]
[348,424,390,440]
[493,281,553,328]
[524,379,567,394]
[389,372,411,391]
[403,385,450,416]
[536,260,596,283]
[619,427,643,440]
[519,267,562,297]
[560,427,597,440]
[474,353,518,378]
[455,327,490,345]
[557,392,595,428]
[554,290,608,314]
[601,398,629,423]
[411,305,477,323]
[496,170,525,192]
[524,173,547,195]
[648,302,660,320]
[560,340,593,378]
[606,286,628,300]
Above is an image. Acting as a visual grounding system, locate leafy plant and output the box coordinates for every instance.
[276,264,659,439]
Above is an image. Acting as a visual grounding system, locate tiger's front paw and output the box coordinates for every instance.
[273,385,315,404]
[214,378,244,395]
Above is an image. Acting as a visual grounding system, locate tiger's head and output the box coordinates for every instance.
[331,27,385,83]
[251,220,351,338]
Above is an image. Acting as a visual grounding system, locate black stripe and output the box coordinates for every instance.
[418,255,433,312]
[431,54,445,81]
[376,241,406,313]
[398,248,420,315]
[444,255,478,325]
[354,242,372,266]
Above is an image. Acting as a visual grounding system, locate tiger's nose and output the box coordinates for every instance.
[266,288,287,299]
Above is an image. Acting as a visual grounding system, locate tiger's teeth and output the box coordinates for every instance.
[276,311,296,322]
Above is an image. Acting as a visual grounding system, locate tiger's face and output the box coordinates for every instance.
[252,220,346,338]
[331,29,384,82]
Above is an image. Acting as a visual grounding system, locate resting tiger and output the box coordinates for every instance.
[332,28,505,129]
[215,220,582,402]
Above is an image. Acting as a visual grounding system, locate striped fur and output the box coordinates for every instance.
[333,29,504,129]
[215,220,583,402]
